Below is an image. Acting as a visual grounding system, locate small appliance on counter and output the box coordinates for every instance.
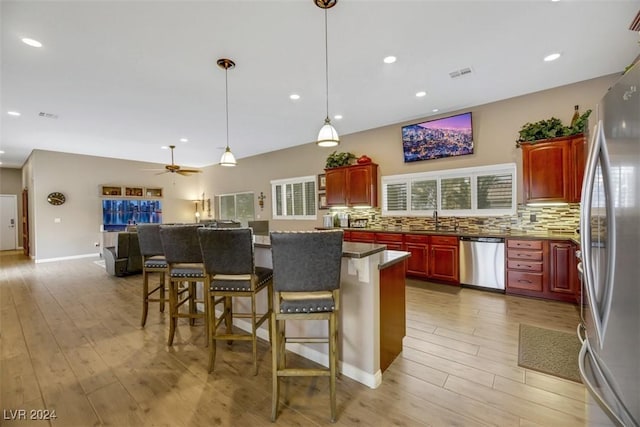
[323,214,334,228]
[336,212,349,228]
[350,217,369,228]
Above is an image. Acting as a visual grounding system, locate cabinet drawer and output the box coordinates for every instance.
[507,260,543,272]
[507,271,543,291]
[349,231,375,242]
[375,233,404,243]
[507,239,543,250]
[404,234,429,244]
[430,235,458,246]
[507,249,543,261]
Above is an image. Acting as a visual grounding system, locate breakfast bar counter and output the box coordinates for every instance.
[247,236,410,388]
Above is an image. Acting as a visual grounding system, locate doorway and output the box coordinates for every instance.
[0,194,18,250]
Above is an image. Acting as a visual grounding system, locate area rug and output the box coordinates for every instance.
[518,324,582,383]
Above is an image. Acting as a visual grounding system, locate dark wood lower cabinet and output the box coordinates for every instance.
[506,238,579,303]
[379,260,406,372]
[375,232,404,251]
[429,236,459,284]
[348,230,375,243]
[548,240,579,303]
[404,234,430,278]
[344,230,578,302]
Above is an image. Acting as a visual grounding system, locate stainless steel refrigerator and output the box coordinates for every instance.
[579,63,639,426]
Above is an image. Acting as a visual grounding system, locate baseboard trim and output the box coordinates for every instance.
[35,253,100,263]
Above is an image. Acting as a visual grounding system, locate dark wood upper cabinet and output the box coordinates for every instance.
[521,134,586,204]
[325,163,378,207]
[325,167,347,206]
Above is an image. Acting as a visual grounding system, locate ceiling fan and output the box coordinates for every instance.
[153,145,201,176]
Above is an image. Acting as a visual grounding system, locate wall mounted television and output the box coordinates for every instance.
[102,199,162,231]
[402,112,474,163]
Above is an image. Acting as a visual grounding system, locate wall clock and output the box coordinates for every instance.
[47,192,66,206]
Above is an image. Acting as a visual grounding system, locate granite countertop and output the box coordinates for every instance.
[379,250,411,270]
[338,226,580,242]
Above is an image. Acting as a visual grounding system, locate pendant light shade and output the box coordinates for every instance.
[315,0,339,148]
[217,58,237,167]
[219,146,237,166]
[317,117,339,147]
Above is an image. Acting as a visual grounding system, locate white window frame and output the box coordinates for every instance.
[271,175,317,220]
[382,163,516,217]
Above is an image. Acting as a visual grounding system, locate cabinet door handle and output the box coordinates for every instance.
[518,279,532,284]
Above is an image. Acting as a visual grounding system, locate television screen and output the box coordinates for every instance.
[102,199,162,231]
[402,112,474,162]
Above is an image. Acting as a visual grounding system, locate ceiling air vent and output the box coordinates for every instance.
[449,67,473,79]
[39,112,58,119]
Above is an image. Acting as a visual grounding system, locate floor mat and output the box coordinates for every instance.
[518,324,582,383]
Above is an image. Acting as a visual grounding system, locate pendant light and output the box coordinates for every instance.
[315,0,339,148]
[218,58,237,166]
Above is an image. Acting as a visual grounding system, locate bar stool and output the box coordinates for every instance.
[197,227,273,375]
[269,230,343,422]
[159,224,206,346]
[137,224,168,327]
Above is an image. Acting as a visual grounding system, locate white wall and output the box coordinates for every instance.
[27,150,201,261]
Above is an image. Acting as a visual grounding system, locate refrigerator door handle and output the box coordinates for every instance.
[577,322,586,345]
[580,121,616,347]
[580,123,600,301]
[579,341,636,426]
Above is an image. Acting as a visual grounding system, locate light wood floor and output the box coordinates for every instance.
[0,250,587,426]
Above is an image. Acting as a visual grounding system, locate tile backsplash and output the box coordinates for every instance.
[331,203,580,234]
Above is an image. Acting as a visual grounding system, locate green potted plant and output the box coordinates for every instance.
[325,151,356,168]
[516,110,591,147]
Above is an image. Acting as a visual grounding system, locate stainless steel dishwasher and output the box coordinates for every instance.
[459,236,505,291]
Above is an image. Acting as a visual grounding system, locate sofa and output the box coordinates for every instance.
[103,232,143,276]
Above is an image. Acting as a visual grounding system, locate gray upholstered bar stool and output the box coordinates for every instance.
[197,227,273,375]
[269,229,343,422]
[137,224,168,327]
[159,224,206,346]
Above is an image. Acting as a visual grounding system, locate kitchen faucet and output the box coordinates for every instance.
[433,208,439,230]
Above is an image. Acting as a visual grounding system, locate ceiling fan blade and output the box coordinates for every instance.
[155,170,170,175]
[176,169,201,176]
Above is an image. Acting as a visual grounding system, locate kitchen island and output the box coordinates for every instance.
[231,236,410,389]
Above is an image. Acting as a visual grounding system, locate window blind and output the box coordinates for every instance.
[477,173,513,210]
[441,176,471,210]
[271,175,317,219]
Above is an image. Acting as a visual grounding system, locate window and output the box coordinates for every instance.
[382,163,516,216]
[271,176,317,220]
[216,192,255,225]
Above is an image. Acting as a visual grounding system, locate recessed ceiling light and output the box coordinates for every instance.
[334,114,343,120]
[432,109,439,113]
[21,38,42,48]
[179,138,188,143]
[544,53,561,62]
[416,91,427,98]
[7,111,21,116]
[383,56,397,64]
[289,94,300,100]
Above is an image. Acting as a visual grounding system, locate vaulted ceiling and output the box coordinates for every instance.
[2,1,638,169]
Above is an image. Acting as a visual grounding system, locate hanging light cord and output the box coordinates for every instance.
[225,67,230,149]
[324,7,330,121]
